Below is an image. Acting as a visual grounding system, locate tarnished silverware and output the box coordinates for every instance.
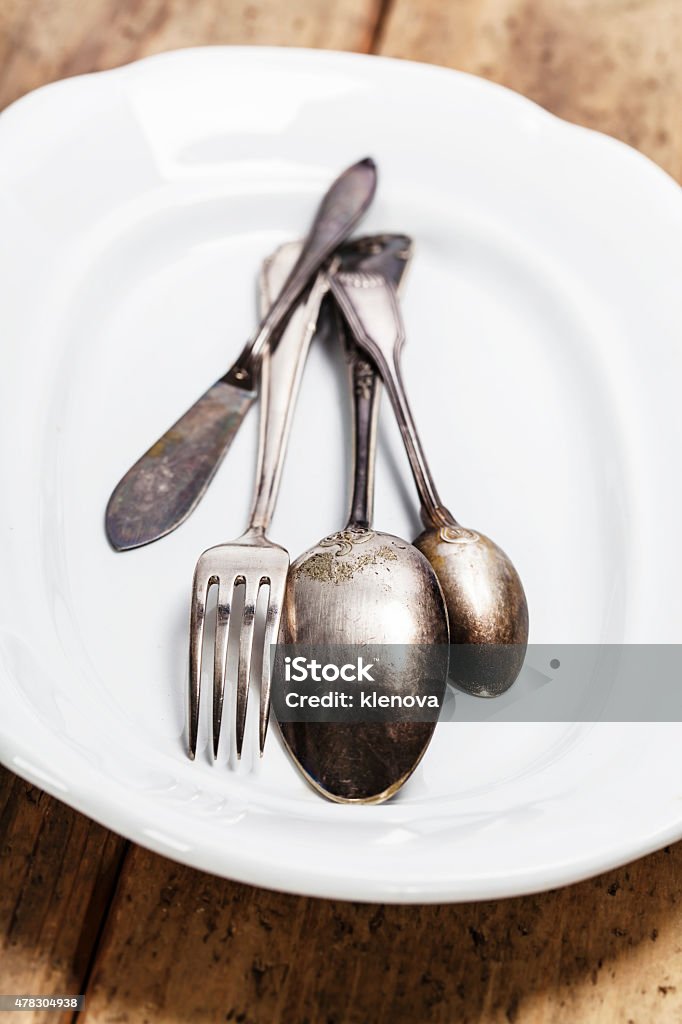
[106,158,377,551]
[278,235,449,803]
[330,269,529,697]
[188,243,330,761]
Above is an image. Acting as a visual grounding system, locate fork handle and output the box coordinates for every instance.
[247,271,329,535]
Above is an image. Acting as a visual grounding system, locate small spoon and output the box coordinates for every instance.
[278,235,449,803]
[330,269,529,697]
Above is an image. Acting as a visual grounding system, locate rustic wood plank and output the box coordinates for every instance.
[376,0,682,182]
[79,841,682,1023]
[0,765,128,1024]
[0,0,384,112]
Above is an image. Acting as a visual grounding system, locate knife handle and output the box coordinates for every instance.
[227,158,377,391]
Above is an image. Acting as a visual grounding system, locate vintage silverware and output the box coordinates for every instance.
[278,236,449,803]
[330,269,529,697]
[106,157,377,551]
[188,243,330,760]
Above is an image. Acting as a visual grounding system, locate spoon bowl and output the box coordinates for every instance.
[414,523,528,696]
[279,526,448,802]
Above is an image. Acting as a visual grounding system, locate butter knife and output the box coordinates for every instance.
[105,157,377,551]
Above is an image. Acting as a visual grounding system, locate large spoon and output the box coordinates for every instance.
[330,269,529,697]
[277,235,449,803]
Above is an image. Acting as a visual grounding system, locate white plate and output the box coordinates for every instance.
[1,47,681,903]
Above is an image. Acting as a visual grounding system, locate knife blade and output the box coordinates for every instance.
[105,157,377,551]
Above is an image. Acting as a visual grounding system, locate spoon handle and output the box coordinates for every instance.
[343,312,381,530]
[335,235,415,530]
[330,271,456,530]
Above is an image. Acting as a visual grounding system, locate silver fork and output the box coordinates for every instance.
[188,242,328,761]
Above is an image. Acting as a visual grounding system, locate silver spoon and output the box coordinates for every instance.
[330,269,529,697]
[278,235,449,803]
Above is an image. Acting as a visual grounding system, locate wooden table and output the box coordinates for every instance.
[1,2,681,1021]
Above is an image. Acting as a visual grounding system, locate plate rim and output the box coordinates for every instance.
[0,42,680,201]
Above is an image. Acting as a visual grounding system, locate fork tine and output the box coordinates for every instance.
[212,580,233,760]
[259,586,281,755]
[235,577,259,759]
[188,565,211,760]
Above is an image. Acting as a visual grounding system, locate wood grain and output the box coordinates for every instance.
[0,0,384,111]
[1,1,682,1022]
[80,842,682,1023]
[376,0,682,182]
[0,766,128,1024]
